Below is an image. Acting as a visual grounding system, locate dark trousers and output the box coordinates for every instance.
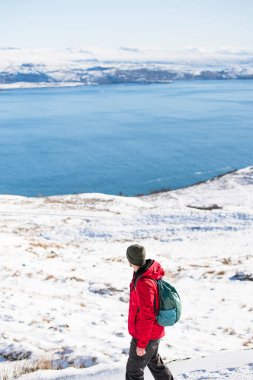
[126,338,174,380]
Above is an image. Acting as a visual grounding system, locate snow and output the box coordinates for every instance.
[0,47,253,89]
[0,166,253,379]
[0,82,82,90]
[10,349,253,379]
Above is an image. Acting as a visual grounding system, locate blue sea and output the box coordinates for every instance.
[0,80,253,197]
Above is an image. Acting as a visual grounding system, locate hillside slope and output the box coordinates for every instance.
[0,166,252,378]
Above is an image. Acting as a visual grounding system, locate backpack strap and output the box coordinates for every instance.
[134,275,156,289]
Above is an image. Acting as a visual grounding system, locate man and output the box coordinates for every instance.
[126,244,174,380]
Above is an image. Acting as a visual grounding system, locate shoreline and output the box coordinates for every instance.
[136,168,238,197]
[1,78,253,92]
[0,167,244,200]
[0,82,86,91]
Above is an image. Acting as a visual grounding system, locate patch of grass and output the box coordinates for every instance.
[68,276,85,282]
[46,251,58,259]
[44,274,56,281]
[30,241,64,250]
[0,357,52,380]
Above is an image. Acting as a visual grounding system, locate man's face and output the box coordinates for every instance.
[129,262,139,272]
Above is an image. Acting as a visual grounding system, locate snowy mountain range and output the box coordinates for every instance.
[1,47,253,89]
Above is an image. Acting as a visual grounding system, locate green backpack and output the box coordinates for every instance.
[135,277,182,326]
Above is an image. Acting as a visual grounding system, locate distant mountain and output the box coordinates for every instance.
[0,47,253,88]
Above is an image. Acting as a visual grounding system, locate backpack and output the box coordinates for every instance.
[134,276,182,326]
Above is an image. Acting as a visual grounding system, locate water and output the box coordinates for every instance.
[0,80,253,197]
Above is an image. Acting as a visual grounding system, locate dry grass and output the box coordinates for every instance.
[243,338,253,347]
[223,327,236,335]
[14,224,42,236]
[68,276,85,282]
[43,197,113,205]
[30,241,64,250]
[0,357,52,380]
[42,316,53,323]
[221,257,232,265]
[46,251,58,259]
[11,271,21,277]
[44,274,56,281]
[104,257,125,263]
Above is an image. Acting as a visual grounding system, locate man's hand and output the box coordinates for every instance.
[136,346,146,356]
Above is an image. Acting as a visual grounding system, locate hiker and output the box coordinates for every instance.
[126,244,174,380]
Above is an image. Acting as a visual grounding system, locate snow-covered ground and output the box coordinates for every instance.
[1,47,253,88]
[0,166,253,379]
[14,349,253,379]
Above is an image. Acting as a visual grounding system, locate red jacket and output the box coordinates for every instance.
[128,259,165,348]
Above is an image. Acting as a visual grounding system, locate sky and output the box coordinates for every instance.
[0,0,253,50]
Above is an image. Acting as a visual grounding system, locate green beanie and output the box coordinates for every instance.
[126,244,146,266]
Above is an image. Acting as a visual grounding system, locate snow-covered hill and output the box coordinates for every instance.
[1,47,253,89]
[0,166,253,378]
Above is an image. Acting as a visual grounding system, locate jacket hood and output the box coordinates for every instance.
[134,259,165,282]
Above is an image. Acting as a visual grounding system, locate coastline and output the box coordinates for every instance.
[136,168,239,197]
[1,47,253,92]
[0,82,86,91]
[0,167,241,199]
[1,78,253,92]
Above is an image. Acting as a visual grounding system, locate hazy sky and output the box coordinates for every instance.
[1,0,253,50]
